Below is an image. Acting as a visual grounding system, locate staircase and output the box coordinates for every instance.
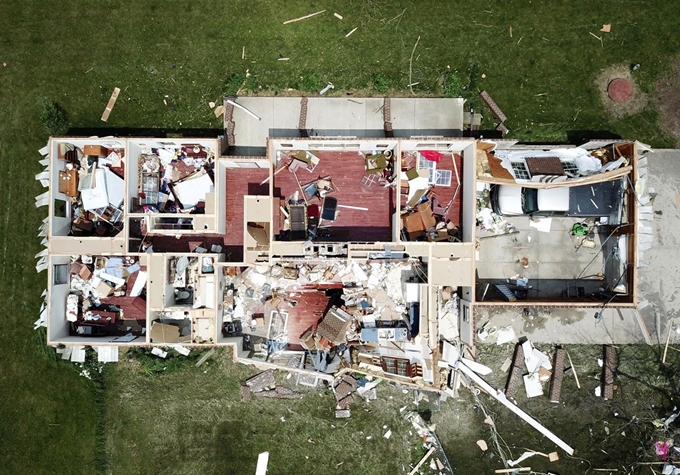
[495,284,517,302]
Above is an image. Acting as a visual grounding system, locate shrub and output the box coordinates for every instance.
[39,100,69,135]
[224,71,260,96]
[442,71,463,98]
[373,72,391,94]
[224,72,245,96]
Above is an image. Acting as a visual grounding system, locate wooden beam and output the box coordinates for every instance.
[566,349,581,389]
[408,447,436,475]
[283,10,325,25]
[495,467,531,473]
[101,87,120,122]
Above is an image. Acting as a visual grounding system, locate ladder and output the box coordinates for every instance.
[495,284,517,302]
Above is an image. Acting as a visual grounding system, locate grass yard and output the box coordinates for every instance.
[104,348,421,475]
[436,344,680,473]
[2,1,680,474]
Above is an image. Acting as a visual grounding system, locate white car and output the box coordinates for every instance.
[490,180,621,217]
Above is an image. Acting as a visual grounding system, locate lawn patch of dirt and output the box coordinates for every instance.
[595,64,648,120]
[656,56,680,147]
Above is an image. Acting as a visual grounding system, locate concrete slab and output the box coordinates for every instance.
[475,306,645,344]
[636,149,680,343]
[231,97,275,148]
[476,216,605,282]
[226,96,465,150]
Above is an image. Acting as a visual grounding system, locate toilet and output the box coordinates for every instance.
[175,289,191,300]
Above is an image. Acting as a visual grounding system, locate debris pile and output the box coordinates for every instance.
[241,369,304,402]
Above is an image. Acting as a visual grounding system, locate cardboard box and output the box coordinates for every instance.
[416,202,437,229]
[402,212,425,240]
[95,280,114,297]
[427,229,450,242]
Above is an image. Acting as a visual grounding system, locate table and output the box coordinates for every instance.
[59,169,78,197]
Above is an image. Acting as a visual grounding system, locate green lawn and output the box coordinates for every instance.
[2,1,680,474]
[104,349,420,475]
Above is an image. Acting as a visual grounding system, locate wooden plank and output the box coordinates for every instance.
[283,10,325,25]
[663,322,673,364]
[408,447,436,475]
[101,87,120,122]
[566,349,581,389]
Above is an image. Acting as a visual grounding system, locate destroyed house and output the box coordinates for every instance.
[39,96,648,389]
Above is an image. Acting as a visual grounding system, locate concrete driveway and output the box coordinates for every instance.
[637,149,680,344]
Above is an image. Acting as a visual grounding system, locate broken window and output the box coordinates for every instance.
[435,169,452,186]
[418,154,452,186]
[53,199,67,218]
[511,161,530,180]
[561,160,580,176]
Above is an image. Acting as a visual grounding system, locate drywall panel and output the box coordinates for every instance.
[148,254,166,309]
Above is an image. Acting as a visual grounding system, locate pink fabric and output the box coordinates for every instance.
[655,440,669,461]
[421,150,444,163]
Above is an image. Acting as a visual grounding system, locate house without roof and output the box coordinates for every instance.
[38,96,649,390]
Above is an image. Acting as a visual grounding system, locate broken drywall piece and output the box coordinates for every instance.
[151,347,168,358]
[523,373,544,398]
[255,452,269,475]
[477,439,488,451]
[600,24,611,33]
[496,326,516,345]
[529,217,552,233]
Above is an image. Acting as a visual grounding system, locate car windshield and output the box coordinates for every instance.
[521,188,539,214]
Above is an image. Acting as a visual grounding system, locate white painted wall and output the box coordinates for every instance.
[459,296,473,347]
[269,138,399,153]
[47,255,72,342]
[461,143,476,243]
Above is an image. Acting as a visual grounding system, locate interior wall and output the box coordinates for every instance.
[459,297,473,347]
[461,144,476,242]
[270,139,398,153]
[216,161,228,234]
[47,255,72,342]
[126,141,141,210]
